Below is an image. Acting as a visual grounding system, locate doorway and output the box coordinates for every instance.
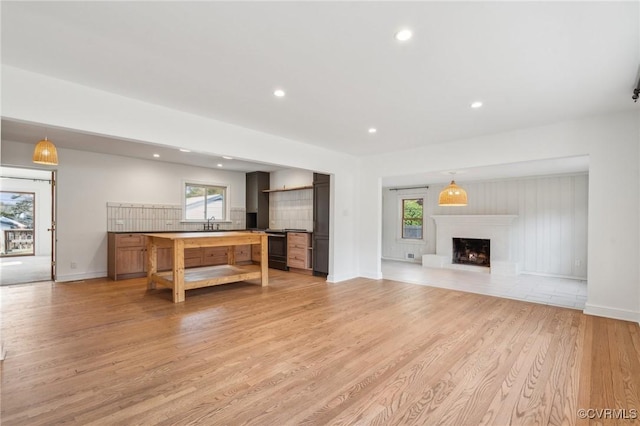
[0,166,56,285]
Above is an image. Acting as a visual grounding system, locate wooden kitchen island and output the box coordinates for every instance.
[145,232,268,303]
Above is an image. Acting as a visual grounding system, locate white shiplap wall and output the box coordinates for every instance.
[382,173,588,278]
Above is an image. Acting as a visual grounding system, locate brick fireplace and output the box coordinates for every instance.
[423,215,518,275]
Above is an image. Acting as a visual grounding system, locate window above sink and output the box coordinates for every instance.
[182,180,230,223]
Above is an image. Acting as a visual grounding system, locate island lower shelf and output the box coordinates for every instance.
[150,264,262,291]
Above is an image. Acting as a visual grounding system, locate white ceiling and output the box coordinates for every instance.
[381,155,589,188]
[1,119,283,173]
[1,2,637,178]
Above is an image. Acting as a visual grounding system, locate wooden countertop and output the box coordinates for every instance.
[145,231,264,249]
[144,231,255,239]
[109,229,253,235]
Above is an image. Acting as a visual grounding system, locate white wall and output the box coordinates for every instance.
[382,174,589,279]
[0,169,53,256]
[585,112,640,323]
[363,110,640,323]
[1,66,361,283]
[0,141,246,281]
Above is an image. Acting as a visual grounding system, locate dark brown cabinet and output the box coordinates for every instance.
[246,171,270,229]
[313,173,330,277]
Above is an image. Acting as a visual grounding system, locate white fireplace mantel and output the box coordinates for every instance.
[425,215,519,275]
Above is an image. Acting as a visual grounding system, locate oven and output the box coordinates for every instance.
[266,230,288,271]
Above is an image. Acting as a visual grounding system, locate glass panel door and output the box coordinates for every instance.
[0,191,35,257]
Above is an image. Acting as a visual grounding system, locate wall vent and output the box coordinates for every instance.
[407,253,415,259]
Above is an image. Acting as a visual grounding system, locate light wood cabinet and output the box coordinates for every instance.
[184,248,204,268]
[251,243,261,263]
[108,233,257,280]
[235,244,251,263]
[181,246,229,268]
[287,232,312,271]
[108,233,148,280]
[157,247,173,271]
[203,247,228,266]
[109,234,175,280]
[115,246,146,275]
[116,233,146,248]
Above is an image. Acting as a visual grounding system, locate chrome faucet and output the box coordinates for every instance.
[204,215,216,230]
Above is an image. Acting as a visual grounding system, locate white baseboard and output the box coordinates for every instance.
[584,302,640,325]
[520,271,586,281]
[382,256,421,264]
[326,272,358,283]
[358,270,383,280]
[55,271,107,283]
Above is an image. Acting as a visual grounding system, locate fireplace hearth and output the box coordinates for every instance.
[453,238,490,267]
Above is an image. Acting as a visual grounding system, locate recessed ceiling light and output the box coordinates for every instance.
[222,156,233,160]
[153,153,160,158]
[273,89,286,98]
[217,163,223,167]
[395,29,413,42]
[368,128,377,134]
[470,101,483,109]
[179,148,191,153]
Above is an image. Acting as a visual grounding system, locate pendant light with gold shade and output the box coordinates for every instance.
[438,173,468,206]
[32,137,59,165]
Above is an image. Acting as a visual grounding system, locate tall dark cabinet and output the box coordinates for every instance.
[313,173,330,277]
[246,171,270,229]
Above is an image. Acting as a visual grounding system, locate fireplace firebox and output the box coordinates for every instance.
[452,238,490,267]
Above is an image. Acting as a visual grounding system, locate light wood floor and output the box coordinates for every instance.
[1,271,639,425]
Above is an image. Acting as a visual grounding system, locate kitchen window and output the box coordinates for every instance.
[183,181,229,222]
[401,198,423,239]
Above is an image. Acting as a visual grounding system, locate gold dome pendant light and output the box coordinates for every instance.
[33,137,59,165]
[438,173,468,206]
